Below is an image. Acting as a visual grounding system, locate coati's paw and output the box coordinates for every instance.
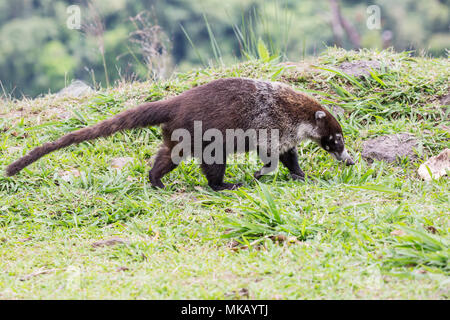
[253,171,263,180]
[148,173,165,189]
[209,182,243,191]
[291,173,305,181]
[150,181,165,189]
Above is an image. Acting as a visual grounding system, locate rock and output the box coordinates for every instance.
[418,148,450,181]
[362,133,418,163]
[58,80,93,98]
[337,60,382,78]
[439,93,450,105]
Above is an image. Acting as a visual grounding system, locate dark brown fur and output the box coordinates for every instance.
[6,78,352,190]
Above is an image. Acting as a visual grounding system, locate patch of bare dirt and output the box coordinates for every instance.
[279,61,321,83]
[337,60,382,78]
[91,237,128,248]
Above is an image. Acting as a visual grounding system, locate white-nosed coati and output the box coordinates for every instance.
[6,78,354,191]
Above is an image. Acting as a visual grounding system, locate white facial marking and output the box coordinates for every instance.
[325,145,330,150]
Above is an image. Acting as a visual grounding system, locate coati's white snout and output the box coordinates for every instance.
[331,149,355,166]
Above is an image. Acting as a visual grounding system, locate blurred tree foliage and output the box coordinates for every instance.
[0,0,448,97]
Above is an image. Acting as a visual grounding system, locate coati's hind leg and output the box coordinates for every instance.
[149,145,177,188]
[254,161,277,180]
[254,147,305,181]
[201,161,242,191]
[254,149,278,180]
[279,147,305,181]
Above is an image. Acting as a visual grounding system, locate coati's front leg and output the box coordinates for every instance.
[201,161,242,191]
[254,148,277,180]
[279,147,305,181]
[254,161,277,180]
[254,147,305,181]
[149,145,178,188]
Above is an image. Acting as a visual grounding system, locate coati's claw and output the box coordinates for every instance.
[149,173,165,189]
[291,173,305,181]
[345,158,355,166]
[253,171,263,180]
[209,182,242,191]
[150,181,165,189]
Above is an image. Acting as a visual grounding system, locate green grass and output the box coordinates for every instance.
[0,48,449,299]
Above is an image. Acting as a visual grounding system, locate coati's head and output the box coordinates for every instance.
[311,110,355,166]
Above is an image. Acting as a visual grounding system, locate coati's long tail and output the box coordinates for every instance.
[6,101,174,176]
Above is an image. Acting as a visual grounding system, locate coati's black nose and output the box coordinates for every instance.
[345,158,355,166]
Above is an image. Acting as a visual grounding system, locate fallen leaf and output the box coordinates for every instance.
[269,235,301,244]
[116,266,129,272]
[269,234,287,242]
[418,148,450,181]
[287,236,301,244]
[151,231,160,241]
[92,237,128,248]
[227,240,240,248]
[58,169,81,182]
[223,229,233,235]
[390,229,406,236]
[425,225,439,234]
[415,269,427,274]
[230,245,249,252]
[20,268,58,281]
[226,288,249,298]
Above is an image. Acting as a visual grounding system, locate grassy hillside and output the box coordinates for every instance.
[0,48,448,299]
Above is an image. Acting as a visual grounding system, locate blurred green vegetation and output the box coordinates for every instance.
[0,0,448,98]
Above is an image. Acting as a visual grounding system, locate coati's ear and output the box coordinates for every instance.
[315,110,326,120]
